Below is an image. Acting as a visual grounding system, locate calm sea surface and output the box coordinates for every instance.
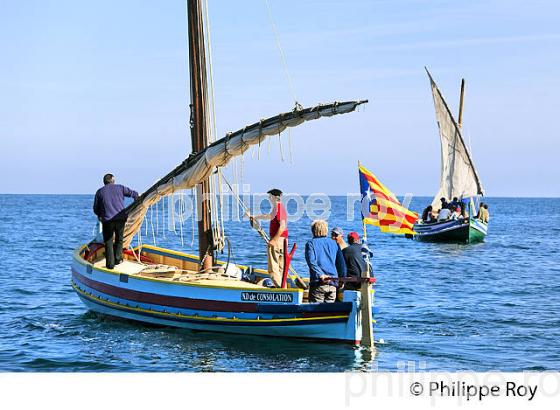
[0,195,559,372]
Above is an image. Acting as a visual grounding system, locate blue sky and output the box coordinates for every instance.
[1,0,559,196]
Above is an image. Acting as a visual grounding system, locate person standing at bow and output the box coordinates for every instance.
[251,188,288,287]
[93,173,138,269]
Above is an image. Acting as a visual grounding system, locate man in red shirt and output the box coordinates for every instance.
[251,188,288,286]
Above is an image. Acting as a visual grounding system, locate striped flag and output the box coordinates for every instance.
[359,164,418,235]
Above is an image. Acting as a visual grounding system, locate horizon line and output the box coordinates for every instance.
[1,192,559,199]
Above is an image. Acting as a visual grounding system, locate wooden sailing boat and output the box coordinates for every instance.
[71,0,373,345]
[413,69,488,243]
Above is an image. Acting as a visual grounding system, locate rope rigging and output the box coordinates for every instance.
[264,0,298,105]
[264,0,296,163]
[130,0,312,261]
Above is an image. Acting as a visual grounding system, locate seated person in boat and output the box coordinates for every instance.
[437,206,452,221]
[421,205,436,223]
[439,197,449,211]
[305,219,346,303]
[476,202,484,218]
[250,188,287,287]
[331,226,348,249]
[93,173,139,269]
[477,203,489,223]
[450,206,463,220]
[341,232,367,291]
[460,201,468,219]
[450,196,461,210]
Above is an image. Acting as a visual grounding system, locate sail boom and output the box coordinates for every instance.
[122,99,368,246]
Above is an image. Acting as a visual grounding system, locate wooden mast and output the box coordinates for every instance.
[458,78,465,128]
[187,0,214,270]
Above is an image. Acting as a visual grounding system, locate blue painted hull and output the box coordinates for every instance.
[71,245,373,344]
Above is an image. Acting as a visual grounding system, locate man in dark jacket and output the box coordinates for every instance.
[93,173,138,269]
[342,232,367,291]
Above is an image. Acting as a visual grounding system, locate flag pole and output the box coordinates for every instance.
[358,160,374,349]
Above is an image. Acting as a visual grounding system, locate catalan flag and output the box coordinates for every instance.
[359,164,418,235]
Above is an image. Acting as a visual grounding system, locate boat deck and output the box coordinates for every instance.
[92,258,280,290]
[93,259,149,275]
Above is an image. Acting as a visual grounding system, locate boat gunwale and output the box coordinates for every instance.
[413,219,469,236]
[469,218,488,233]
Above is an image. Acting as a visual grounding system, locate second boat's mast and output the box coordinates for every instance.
[458,78,465,128]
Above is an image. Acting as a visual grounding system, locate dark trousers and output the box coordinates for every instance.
[102,219,125,269]
[309,284,337,303]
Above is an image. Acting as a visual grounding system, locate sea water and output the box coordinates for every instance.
[0,195,559,372]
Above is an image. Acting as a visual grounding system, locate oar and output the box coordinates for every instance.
[221,175,308,289]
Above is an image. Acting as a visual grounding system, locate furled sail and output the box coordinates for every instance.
[426,69,484,209]
[123,100,367,247]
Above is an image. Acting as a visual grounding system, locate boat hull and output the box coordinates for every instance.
[71,245,373,344]
[413,218,487,243]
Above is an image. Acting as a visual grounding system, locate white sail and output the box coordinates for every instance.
[426,70,484,209]
[123,100,367,246]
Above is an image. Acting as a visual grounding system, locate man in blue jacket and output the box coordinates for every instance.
[93,174,139,269]
[305,219,346,303]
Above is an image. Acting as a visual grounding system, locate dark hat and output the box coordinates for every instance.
[267,188,283,197]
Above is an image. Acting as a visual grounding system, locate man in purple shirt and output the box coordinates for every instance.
[93,174,139,269]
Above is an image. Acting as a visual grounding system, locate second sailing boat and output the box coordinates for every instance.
[413,69,488,243]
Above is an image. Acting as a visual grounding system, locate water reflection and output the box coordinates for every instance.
[73,312,380,372]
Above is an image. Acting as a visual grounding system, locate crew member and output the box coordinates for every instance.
[331,227,348,249]
[93,173,138,269]
[477,203,490,223]
[251,188,288,287]
[305,219,346,303]
[342,232,367,291]
[422,205,436,223]
[450,196,461,210]
[437,206,451,221]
